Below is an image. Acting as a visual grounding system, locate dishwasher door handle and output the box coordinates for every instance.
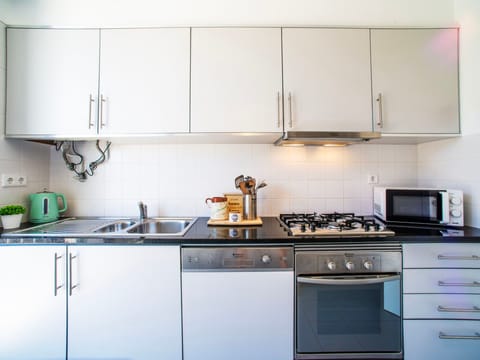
[297,274,400,286]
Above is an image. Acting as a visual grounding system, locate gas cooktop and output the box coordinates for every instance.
[278,212,395,237]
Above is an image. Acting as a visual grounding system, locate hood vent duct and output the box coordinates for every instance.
[274,131,381,146]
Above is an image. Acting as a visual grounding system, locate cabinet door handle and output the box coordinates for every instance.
[69,253,78,296]
[100,94,106,129]
[438,305,480,313]
[88,94,95,129]
[276,92,282,128]
[376,93,383,128]
[438,280,480,287]
[288,92,293,128]
[54,253,64,296]
[438,254,480,260]
[439,332,480,340]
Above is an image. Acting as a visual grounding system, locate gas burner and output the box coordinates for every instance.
[278,212,394,237]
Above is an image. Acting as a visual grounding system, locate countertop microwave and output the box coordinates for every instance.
[374,187,464,227]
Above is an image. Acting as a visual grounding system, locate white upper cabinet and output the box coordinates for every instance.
[98,28,190,134]
[191,28,283,133]
[282,28,373,132]
[371,29,459,134]
[6,28,190,138]
[7,29,99,137]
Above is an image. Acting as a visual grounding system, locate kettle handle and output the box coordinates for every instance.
[56,194,68,213]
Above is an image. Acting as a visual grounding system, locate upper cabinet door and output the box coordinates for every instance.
[98,28,190,134]
[6,29,99,137]
[191,28,283,133]
[282,28,373,132]
[371,29,459,134]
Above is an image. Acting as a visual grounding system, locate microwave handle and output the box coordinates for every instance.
[297,274,400,286]
[440,191,450,224]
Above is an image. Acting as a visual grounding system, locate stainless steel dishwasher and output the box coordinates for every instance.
[181,246,294,360]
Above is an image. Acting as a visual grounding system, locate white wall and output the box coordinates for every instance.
[417,0,480,227]
[0,0,455,27]
[0,20,51,222]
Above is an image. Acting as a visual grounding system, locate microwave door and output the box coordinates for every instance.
[386,189,444,225]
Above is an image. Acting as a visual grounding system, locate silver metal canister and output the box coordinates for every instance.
[243,194,257,220]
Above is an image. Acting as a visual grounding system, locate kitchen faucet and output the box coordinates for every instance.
[138,201,148,221]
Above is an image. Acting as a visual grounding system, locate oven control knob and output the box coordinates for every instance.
[363,260,373,270]
[261,255,272,264]
[345,261,355,271]
[327,261,337,271]
[450,197,462,206]
[450,209,462,218]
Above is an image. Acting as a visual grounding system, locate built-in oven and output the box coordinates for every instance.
[295,244,403,359]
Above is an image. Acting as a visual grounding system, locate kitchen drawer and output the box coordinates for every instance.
[404,294,480,320]
[403,268,480,294]
[403,243,480,269]
[404,320,480,360]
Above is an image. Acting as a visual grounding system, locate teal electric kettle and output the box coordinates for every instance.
[29,190,68,223]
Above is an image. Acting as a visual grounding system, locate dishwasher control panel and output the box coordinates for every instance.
[182,247,293,271]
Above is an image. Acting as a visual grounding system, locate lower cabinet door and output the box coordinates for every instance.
[67,245,182,360]
[0,246,67,360]
[404,320,480,360]
[182,271,294,360]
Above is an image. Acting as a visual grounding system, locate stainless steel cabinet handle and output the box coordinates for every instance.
[376,93,383,128]
[438,255,480,260]
[276,92,281,128]
[439,332,480,340]
[69,253,78,296]
[297,274,400,286]
[288,92,293,128]
[438,280,480,287]
[88,94,95,129]
[54,253,63,296]
[438,305,480,313]
[100,94,106,129]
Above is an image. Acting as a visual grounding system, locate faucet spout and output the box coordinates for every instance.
[138,201,148,221]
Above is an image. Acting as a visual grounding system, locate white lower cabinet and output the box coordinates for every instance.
[0,245,182,360]
[403,244,480,360]
[404,320,480,360]
[67,245,182,360]
[182,271,294,360]
[0,246,67,360]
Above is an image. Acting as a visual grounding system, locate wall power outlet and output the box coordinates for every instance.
[1,174,28,187]
[367,174,379,184]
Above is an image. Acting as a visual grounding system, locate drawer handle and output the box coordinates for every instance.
[438,281,480,287]
[439,331,480,340]
[438,255,480,260]
[438,305,480,313]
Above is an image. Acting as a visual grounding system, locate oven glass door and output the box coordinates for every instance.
[296,274,402,355]
[386,189,445,225]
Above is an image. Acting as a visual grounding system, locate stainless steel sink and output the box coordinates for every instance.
[93,220,137,233]
[127,218,194,236]
[3,217,197,238]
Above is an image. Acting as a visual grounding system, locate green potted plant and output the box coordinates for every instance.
[0,204,26,229]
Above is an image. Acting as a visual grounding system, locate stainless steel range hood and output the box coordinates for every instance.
[274,131,381,146]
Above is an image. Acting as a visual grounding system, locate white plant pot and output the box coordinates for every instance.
[1,214,23,229]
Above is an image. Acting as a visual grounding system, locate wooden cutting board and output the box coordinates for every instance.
[207,217,263,226]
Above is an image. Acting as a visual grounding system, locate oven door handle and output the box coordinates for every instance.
[297,274,401,286]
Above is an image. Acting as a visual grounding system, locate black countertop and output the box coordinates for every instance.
[2,216,480,245]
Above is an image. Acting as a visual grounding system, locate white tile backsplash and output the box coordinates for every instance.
[49,142,418,218]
